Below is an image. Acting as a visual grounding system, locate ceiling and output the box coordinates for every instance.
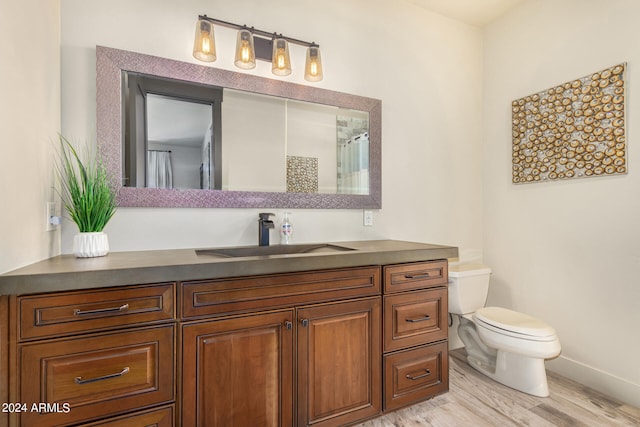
[405,0,525,27]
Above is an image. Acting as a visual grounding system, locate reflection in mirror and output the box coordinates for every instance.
[221,88,370,194]
[125,73,370,195]
[123,71,222,190]
[97,46,382,208]
[146,94,211,189]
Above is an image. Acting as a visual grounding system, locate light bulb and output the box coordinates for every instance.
[304,45,323,82]
[201,37,211,54]
[193,18,216,62]
[271,38,291,76]
[234,29,256,70]
[241,41,250,62]
[276,51,286,68]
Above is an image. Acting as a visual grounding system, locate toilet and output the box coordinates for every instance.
[448,263,561,397]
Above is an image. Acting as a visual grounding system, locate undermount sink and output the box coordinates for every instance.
[196,243,355,258]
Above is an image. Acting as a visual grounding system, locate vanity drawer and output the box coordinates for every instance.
[19,283,175,340]
[181,266,380,319]
[78,404,174,427]
[384,288,447,352]
[383,260,448,293]
[384,341,448,411]
[19,324,175,427]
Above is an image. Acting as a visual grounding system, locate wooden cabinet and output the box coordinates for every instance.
[0,296,8,427]
[383,342,448,411]
[77,405,175,427]
[383,260,448,294]
[297,298,381,427]
[18,283,174,340]
[181,310,294,427]
[9,283,176,427]
[180,268,382,427]
[384,288,448,352]
[382,261,449,411]
[4,258,449,426]
[19,325,174,427]
[181,266,380,319]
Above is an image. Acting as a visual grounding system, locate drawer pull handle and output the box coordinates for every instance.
[285,321,293,330]
[74,303,129,316]
[405,273,430,280]
[74,366,130,384]
[301,319,309,327]
[405,315,431,323]
[405,369,431,380]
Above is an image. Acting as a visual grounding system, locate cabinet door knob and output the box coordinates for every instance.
[285,321,293,330]
[301,318,309,327]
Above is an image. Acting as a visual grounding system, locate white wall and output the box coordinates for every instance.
[483,0,640,406]
[60,0,483,254]
[0,0,61,274]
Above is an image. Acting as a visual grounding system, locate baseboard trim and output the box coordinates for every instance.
[547,355,640,408]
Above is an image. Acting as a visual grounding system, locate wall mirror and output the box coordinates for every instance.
[97,46,381,208]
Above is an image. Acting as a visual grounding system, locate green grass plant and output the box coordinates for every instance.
[56,135,117,232]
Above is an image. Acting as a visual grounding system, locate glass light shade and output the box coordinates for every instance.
[193,19,216,62]
[234,29,256,69]
[272,38,292,76]
[304,46,323,82]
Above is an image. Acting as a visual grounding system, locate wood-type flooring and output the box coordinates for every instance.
[354,349,640,426]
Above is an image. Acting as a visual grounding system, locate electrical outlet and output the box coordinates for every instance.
[46,202,60,231]
[363,210,373,226]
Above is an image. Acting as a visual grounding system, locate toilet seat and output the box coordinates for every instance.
[474,307,557,342]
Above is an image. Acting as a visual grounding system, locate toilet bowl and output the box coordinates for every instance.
[449,263,561,397]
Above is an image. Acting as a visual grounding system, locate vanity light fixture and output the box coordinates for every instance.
[193,15,323,82]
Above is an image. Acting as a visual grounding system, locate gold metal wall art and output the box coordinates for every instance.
[512,63,626,184]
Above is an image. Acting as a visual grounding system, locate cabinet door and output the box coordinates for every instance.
[297,297,381,427]
[182,310,294,427]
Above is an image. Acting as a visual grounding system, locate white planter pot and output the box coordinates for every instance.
[73,232,109,258]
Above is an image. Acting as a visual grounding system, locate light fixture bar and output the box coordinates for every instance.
[195,15,324,81]
[198,15,319,49]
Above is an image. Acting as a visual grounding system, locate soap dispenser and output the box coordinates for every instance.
[280,212,293,245]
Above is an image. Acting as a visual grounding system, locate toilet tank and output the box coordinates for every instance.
[447,263,492,315]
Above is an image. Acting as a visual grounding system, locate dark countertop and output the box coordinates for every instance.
[0,240,458,295]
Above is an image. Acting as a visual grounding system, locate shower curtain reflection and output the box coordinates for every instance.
[337,132,369,194]
[147,150,173,189]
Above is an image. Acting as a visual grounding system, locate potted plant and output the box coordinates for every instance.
[56,135,117,257]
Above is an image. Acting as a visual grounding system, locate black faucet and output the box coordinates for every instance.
[258,213,275,246]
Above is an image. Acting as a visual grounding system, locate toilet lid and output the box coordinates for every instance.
[474,307,557,339]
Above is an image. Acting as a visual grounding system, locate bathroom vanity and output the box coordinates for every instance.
[0,240,456,427]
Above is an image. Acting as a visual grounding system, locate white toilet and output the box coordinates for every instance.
[448,263,561,397]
